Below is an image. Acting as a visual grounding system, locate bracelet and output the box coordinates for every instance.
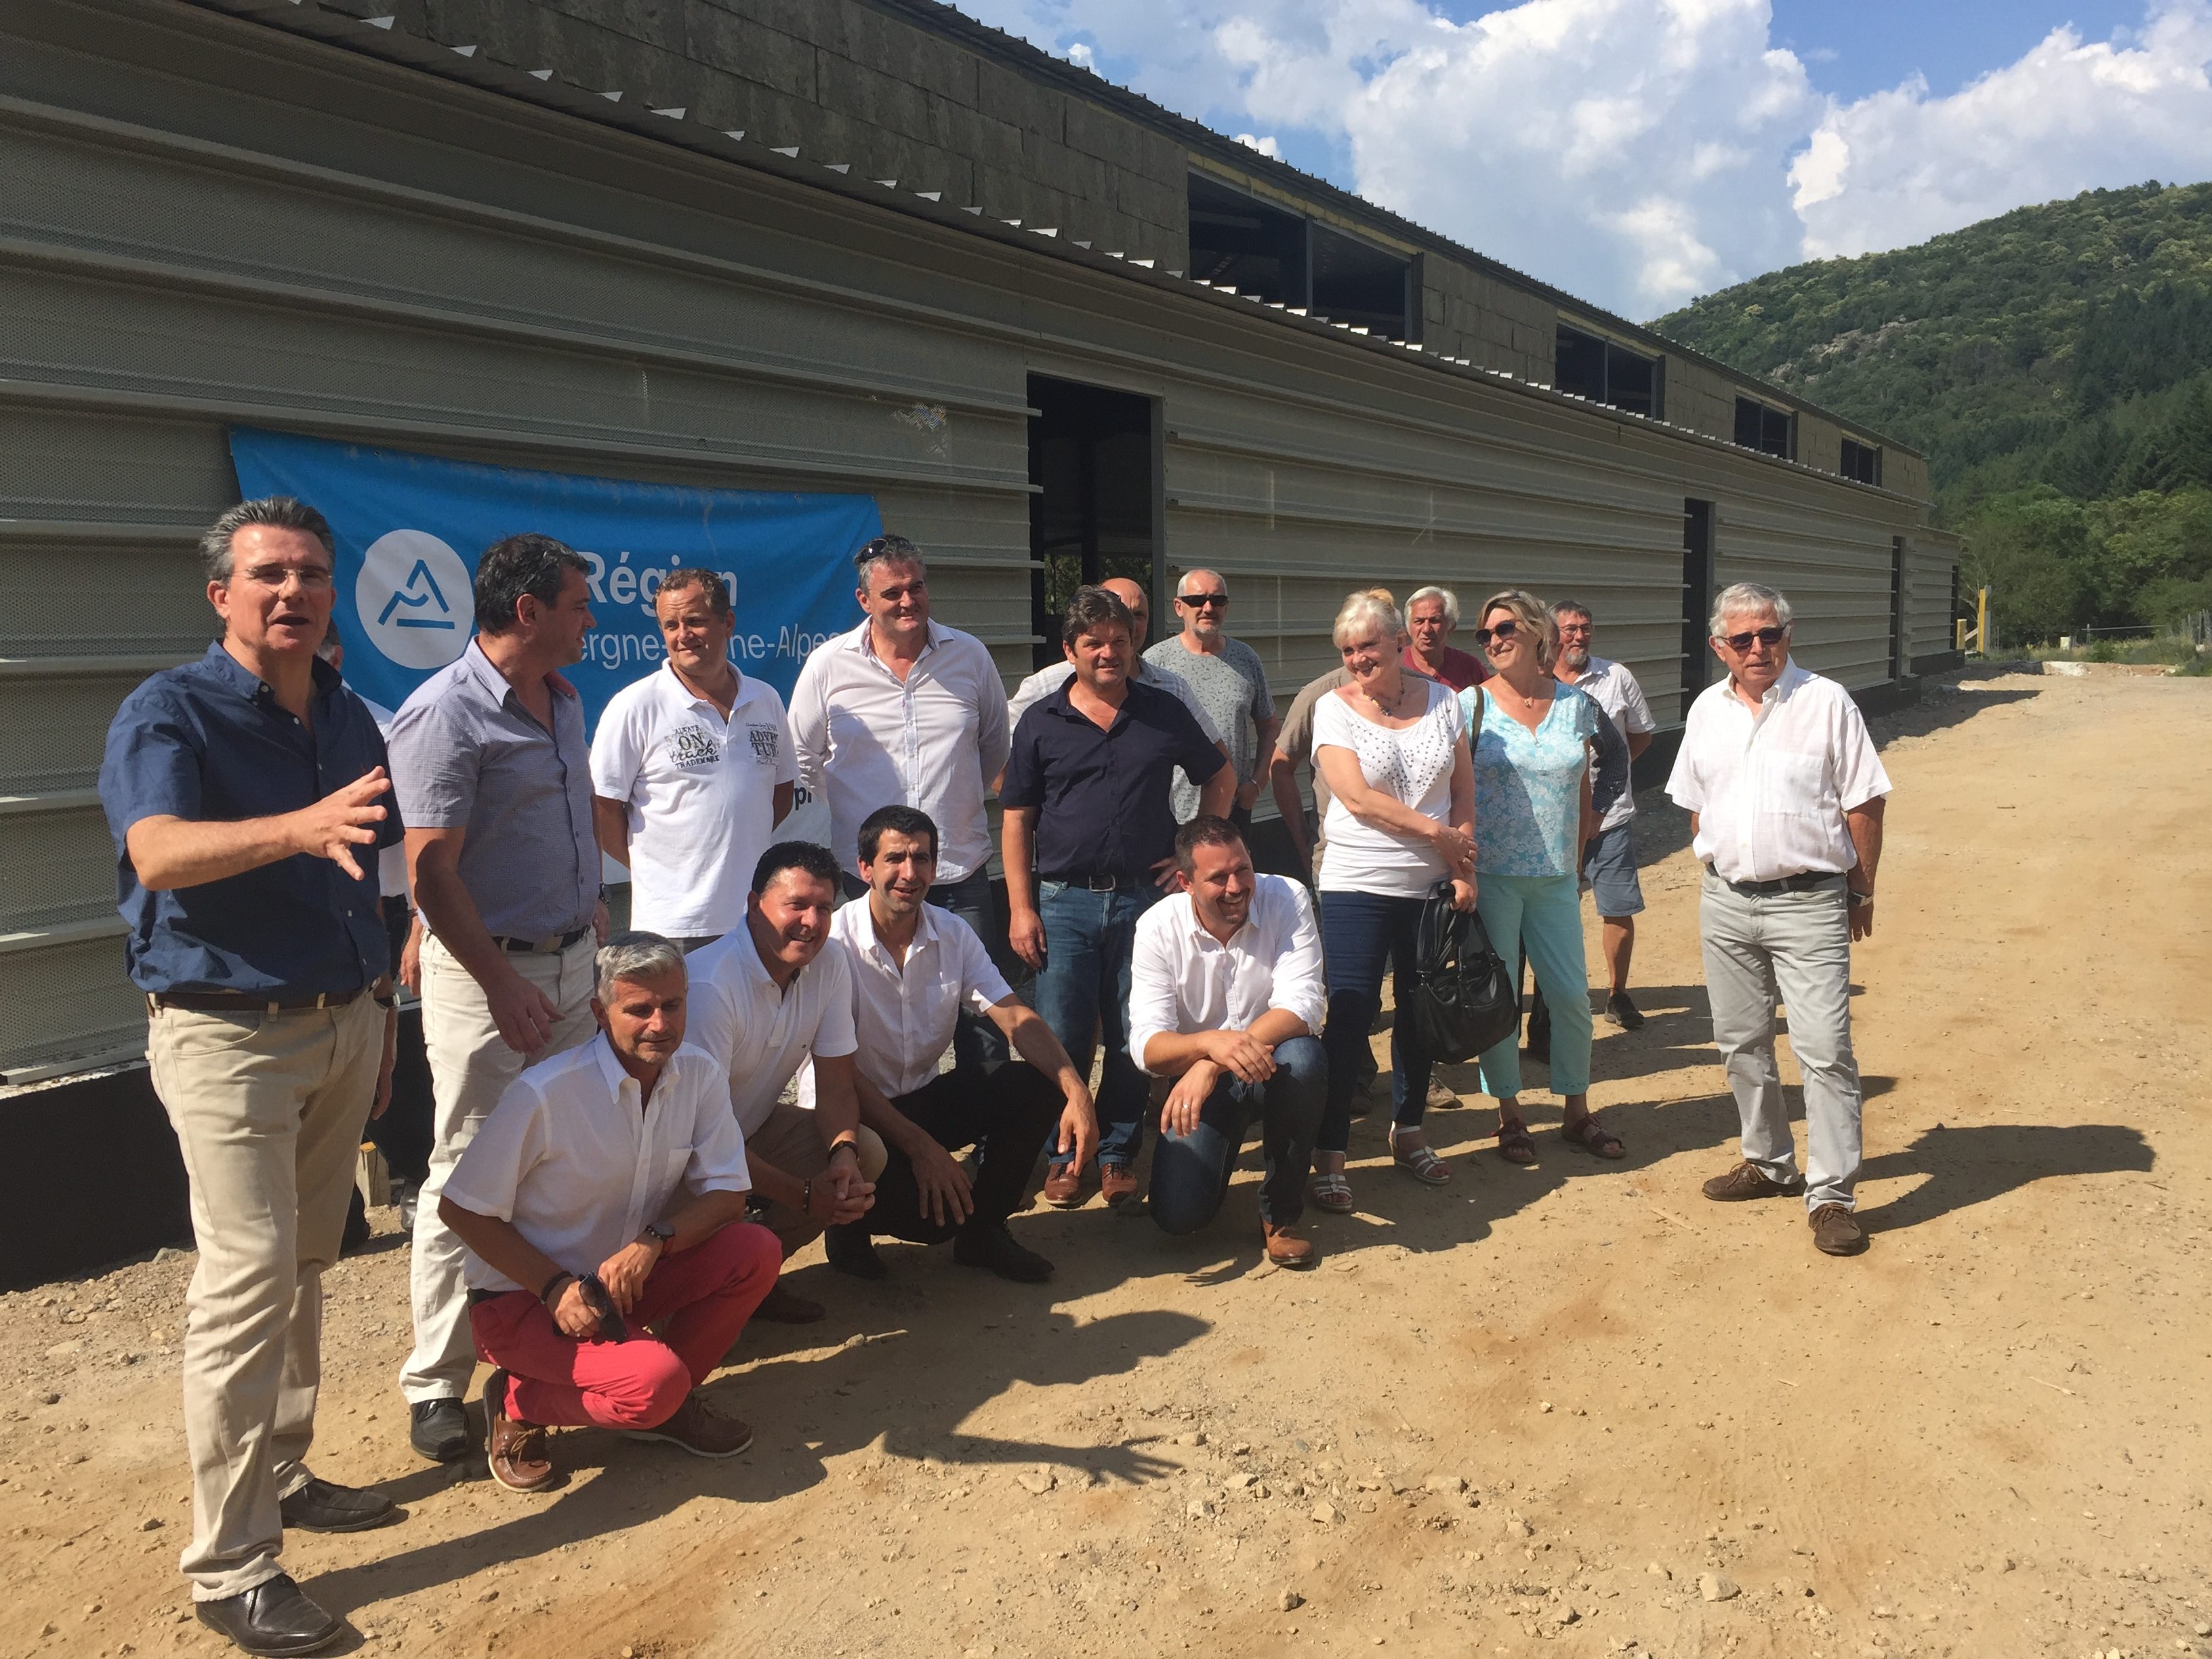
[539,1269,573,1307]
[801,1177,813,1215]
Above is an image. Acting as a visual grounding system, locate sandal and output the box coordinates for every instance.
[1390,1128,1452,1185]
[1310,1168,1356,1214]
[1561,1113,1625,1160]
[1494,1115,1538,1166]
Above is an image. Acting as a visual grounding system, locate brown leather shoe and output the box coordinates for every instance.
[1809,1203,1868,1256]
[1099,1161,1141,1211]
[628,1393,755,1459]
[1263,1221,1317,1269]
[1042,1162,1086,1208]
[752,1281,825,1324]
[483,1370,554,1494]
[1700,1160,1806,1202]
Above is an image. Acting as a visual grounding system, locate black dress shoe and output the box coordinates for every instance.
[408,1397,470,1462]
[952,1222,1054,1283]
[279,1476,396,1534]
[823,1223,888,1280]
[194,1572,343,1657]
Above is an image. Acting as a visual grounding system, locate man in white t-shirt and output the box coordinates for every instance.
[1551,599,1656,1029]
[592,570,796,951]
[686,842,888,1322]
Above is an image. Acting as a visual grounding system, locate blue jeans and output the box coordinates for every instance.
[1033,880,1157,1169]
[842,867,1008,1068]
[1317,890,1433,1154]
[1475,873,1592,1099]
[1150,1035,1326,1232]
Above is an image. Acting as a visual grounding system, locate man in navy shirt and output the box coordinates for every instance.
[1002,587,1231,1212]
[99,496,403,1658]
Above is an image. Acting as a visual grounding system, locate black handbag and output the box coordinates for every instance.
[1408,879,1519,1063]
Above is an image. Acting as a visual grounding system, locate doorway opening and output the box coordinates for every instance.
[1027,376,1160,670]
[1681,499,1715,709]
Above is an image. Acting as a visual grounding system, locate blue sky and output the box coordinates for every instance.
[965,0,2212,318]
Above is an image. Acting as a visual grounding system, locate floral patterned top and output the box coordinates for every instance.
[1459,681,1601,878]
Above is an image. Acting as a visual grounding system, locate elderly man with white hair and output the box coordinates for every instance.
[1402,585,1489,693]
[1666,583,1891,1258]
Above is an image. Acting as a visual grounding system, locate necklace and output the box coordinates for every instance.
[1362,675,1414,717]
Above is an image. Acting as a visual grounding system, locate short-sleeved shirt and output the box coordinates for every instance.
[590,663,796,939]
[1402,642,1489,693]
[808,898,1011,1103]
[1566,657,1656,831]
[684,925,860,1135]
[442,1034,751,1293]
[1141,636,1273,821]
[1277,664,1448,874]
[1007,657,1223,746]
[1462,682,1602,877]
[1000,680,1225,880]
[99,644,403,996]
[1311,680,1463,897]
[787,619,1010,884]
[386,640,597,942]
[1666,660,1891,882]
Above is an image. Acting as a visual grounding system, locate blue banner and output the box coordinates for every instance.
[227,428,878,733]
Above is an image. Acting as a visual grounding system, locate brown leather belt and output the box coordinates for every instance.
[148,987,367,1015]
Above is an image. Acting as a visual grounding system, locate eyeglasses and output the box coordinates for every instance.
[1473,619,1521,647]
[1720,625,1789,651]
[1555,622,1593,637]
[239,564,334,592]
[1177,592,1229,610]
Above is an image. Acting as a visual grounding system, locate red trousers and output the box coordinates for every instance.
[468,1221,779,1431]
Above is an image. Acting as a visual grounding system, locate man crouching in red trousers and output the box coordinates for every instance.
[439,930,779,1491]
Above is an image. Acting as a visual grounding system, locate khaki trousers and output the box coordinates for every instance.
[744,1100,888,1254]
[401,933,596,1402]
[148,994,382,1600]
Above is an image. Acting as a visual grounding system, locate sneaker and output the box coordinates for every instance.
[952,1221,1054,1282]
[1809,1203,1868,1256]
[1042,1162,1086,1208]
[482,1370,554,1494]
[1605,991,1645,1031]
[1700,1160,1806,1202]
[407,1397,470,1463]
[823,1223,888,1279]
[628,1392,754,1458]
[1425,1079,1458,1110]
[1099,1161,1142,1212]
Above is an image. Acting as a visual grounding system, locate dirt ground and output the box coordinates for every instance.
[5,667,2210,1659]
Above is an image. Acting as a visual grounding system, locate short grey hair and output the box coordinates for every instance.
[1332,590,1404,649]
[1406,586,1459,626]
[1708,581,1795,639]
[200,497,335,583]
[1549,598,1594,625]
[594,930,687,1003]
[854,533,927,590]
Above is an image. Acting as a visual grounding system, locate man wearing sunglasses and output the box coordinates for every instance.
[1666,583,1891,1258]
[1145,570,1278,830]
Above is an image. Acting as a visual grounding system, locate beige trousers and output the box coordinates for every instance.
[148,994,383,1599]
[401,933,596,1402]
[744,1100,888,1254]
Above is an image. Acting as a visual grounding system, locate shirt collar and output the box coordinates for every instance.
[855,617,947,663]
[460,638,580,708]
[1179,889,1256,953]
[660,658,744,713]
[587,1031,636,1103]
[200,642,348,708]
[857,900,939,966]
[741,920,817,999]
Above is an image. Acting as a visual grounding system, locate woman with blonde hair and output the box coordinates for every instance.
[1457,590,1620,1164]
[1307,590,1477,1209]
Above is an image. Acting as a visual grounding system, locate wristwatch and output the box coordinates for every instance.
[1847,889,1875,907]
[640,1221,674,1246]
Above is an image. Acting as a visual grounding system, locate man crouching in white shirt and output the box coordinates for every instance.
[820,805,1097,1284]
[438,933,781,1492]
[1130,817,1328,1268]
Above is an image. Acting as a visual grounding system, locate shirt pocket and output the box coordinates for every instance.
[1759,751,1828,816]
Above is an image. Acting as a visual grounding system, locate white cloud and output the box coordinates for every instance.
[962,0,2212,318]
[1233,131,1285,158]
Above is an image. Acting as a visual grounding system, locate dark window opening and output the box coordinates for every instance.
[1027,376,1159,671]
[1310,223,1412,340]
[1555,325,1661,416]
[1734,396,1793,459]
[1186,173,1414,340]
[1841,438,1882,486]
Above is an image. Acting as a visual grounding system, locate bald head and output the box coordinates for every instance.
[1173,569,1230,646]
[1101,577,1151,651]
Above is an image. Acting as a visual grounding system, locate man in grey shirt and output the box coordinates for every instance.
[1145,569,1277,827]
[386,533,607,1465]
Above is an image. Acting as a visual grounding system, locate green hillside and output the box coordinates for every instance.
[1650,182,2212,639]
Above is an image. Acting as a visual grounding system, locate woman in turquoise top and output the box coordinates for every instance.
[1457,590,1624,1164]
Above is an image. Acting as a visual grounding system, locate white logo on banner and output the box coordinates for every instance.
[357,529,470,670]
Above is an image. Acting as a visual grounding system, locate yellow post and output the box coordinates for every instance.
[1978,587,1990,656]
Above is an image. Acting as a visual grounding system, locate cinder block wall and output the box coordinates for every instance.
[1420,257,1555,383]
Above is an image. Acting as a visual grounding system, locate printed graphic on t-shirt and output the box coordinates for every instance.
[747,724,780,764]
[665,724,722,769]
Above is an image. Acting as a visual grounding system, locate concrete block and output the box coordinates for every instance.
[930,100,1024,174]
[1113,168,1183,228]
[702,0,842,51]
[813,49,935,144]
[1139,131,1189,186]
[534,0,689,52]
[1063,97,1146,167]
[834,7,980,105]
[977,57,1062,139]
[684,7,815,99]
[1023,133,1109,201]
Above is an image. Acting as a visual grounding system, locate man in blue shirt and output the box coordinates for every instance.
[1001,586,1231,1212]
[99,496,404,1658]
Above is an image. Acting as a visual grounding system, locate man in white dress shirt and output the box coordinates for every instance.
[438,933,781,1492]
[1129,817,1327,1267]
[787,533,1010,1067]
[817,805,1097,1284]
[591,569,796,951]
[1666,582,1891,1258]
[686,842,888,1322]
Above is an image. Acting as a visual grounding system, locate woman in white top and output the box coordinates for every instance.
[1308,592,1477,1210]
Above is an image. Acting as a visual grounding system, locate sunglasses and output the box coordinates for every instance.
[1177,592,1229,610]
[1720,625,1789,651]
[1473,619,1522,647]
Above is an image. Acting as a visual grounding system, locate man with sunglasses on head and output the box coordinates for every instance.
[1667,583,1891,1258]
[1145,569,1278,830]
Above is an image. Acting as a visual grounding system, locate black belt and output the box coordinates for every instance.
[1706,866,1843,897]
[1046,872,1145,893]
[148,987,367,1015]
[491,928,591,954]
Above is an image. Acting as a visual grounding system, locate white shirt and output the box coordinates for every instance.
[1311,680,1464,897]
[1666,659,1891,883]
[589,663,796,938]
[1008,657,1224,746]
[443,1034,752,1293]
[1565,657,1656,832]
[805,898,1012,1103]
[685,925,859,1134]
[787,619,1010,883]
[1128,875,1327,1074]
